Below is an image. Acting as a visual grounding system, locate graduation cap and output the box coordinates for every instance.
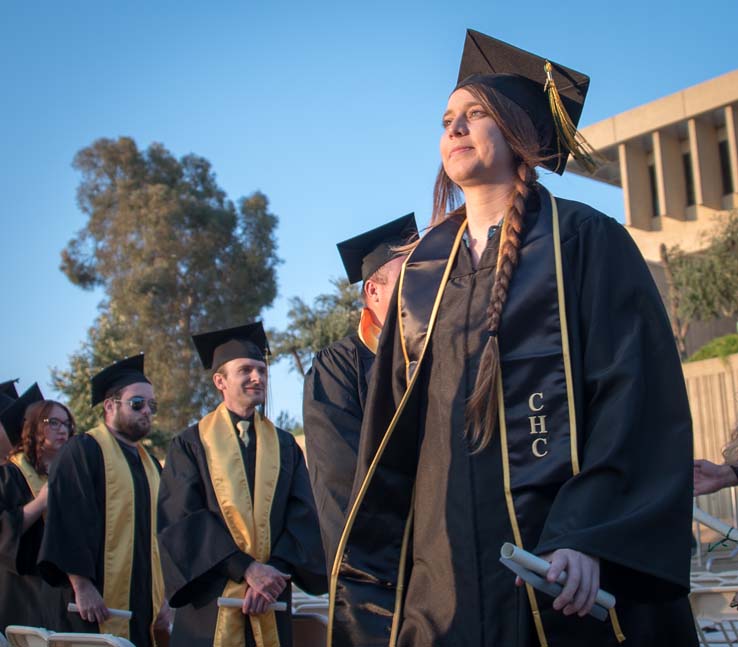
[456,29,597,174]
[192,321,270,371]
[90,354,150,407]
[0,379,20,401]
[0,383,44,446]
[337,213,418,285]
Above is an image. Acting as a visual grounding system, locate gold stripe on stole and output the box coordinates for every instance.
[327,221,467,646]
[87,424,164,642]
[496,375,549,647]
[199,404,281,647]
[9,453,47,499]
[550,196,625,644]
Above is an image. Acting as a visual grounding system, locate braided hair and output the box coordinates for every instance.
[432,82,546,451]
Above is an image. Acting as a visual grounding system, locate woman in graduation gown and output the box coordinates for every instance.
[328,30,698,647]
[0,399,78,632]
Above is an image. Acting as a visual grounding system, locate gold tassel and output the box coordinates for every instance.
[544,61,600,174]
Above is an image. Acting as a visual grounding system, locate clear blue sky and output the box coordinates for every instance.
[1,0,736,426]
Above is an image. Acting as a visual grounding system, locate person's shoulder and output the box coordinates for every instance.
[551,193,623,245]
[313,334,362,371]
[166,422,203,453]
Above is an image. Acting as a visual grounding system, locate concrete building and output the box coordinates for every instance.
[569,69,738,355]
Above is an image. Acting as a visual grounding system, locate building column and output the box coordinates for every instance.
[652,130,687,219]
[688,117,722,209]
[725,104,738,195]
[618,141,652,230]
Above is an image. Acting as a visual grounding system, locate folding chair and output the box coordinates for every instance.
[690,586,738,645]
[47,635,135,647]
[292,613,328,647]
[4,626,51,647]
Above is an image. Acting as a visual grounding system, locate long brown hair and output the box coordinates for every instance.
[13,400,77,475]
[437,81,548,452]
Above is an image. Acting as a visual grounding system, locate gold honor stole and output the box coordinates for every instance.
[87,424,165,642]
[198,403,281,647]
[9,453,47,498]
[357,307,381,355]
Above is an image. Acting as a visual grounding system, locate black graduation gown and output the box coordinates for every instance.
[157,419,327,647]
[0,462,77,632]
[334,188,697,646]
[303,334,374,573]
[38,433,158,647]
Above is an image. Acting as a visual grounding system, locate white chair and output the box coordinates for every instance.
[293,602,329,618]
[4,626,51,647]
[690,586,738,645]
[292,613,328,647]
[47,635,135,647]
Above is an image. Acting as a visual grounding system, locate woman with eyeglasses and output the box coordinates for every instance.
[0,400,78,633]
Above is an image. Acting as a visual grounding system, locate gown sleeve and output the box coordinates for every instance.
[534,213,694,600]
[0,464,40,575]
[303,342,363,571]
[268,437,328,595]
[157,431,254,608]
[38,435,105,587]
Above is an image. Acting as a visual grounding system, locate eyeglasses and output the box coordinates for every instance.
[43,418,73,431]
[113,397,158,414]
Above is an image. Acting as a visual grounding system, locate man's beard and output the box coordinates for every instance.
[114,412,151,443]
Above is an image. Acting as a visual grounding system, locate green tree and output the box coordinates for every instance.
[664,211,738,357]
[53,137,280,449]
[270,278,363,375]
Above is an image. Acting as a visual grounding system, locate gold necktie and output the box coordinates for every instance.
[236,420,250,448]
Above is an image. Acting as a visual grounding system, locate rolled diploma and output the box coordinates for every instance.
[217,598,287,612]
[693,505,738,541]
[67,602,132,619]
[500,543,616,610]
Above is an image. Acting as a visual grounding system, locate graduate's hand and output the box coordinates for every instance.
[543,549,600,617]
[69,575,111,625]
[154,598,173,632]
[694,459,738,496]
[241,562,289,615]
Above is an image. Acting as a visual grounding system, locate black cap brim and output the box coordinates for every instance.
[337,213,418,284]
[456,29,590,174]
[0,379,20,401]
[192,321,270,371]
[90,354,149,407]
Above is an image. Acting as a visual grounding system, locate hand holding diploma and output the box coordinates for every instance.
[500,543,615,622]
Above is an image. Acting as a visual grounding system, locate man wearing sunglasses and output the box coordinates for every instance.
[157,321,326,647]
[39,354,171,647]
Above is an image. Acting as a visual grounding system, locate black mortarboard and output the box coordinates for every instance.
[90,354,150,407]
[192,321,270,371]
[337,213,418,285]
[0,383,44,446]
[456,29,595,174]
[0,379,20,401]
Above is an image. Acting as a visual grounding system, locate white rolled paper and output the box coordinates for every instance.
[217,598,287,612]
[693,505,738,542]
[67,602,132,620]
[500,543,616,610]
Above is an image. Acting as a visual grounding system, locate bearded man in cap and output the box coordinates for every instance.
[39,355,171,647]
[157,321,326,647]
[303,213,417,573]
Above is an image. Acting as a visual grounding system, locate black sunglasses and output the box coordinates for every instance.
[113,397,158,414]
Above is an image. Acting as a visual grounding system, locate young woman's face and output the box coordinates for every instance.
[440,87,514,188]
[42,404,72,453]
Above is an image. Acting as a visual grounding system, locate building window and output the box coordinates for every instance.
[648,163,660,217]
[683,152,695,206]
[718,139,734,195]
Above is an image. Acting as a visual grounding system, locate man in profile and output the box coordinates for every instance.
[303,213,417,573]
